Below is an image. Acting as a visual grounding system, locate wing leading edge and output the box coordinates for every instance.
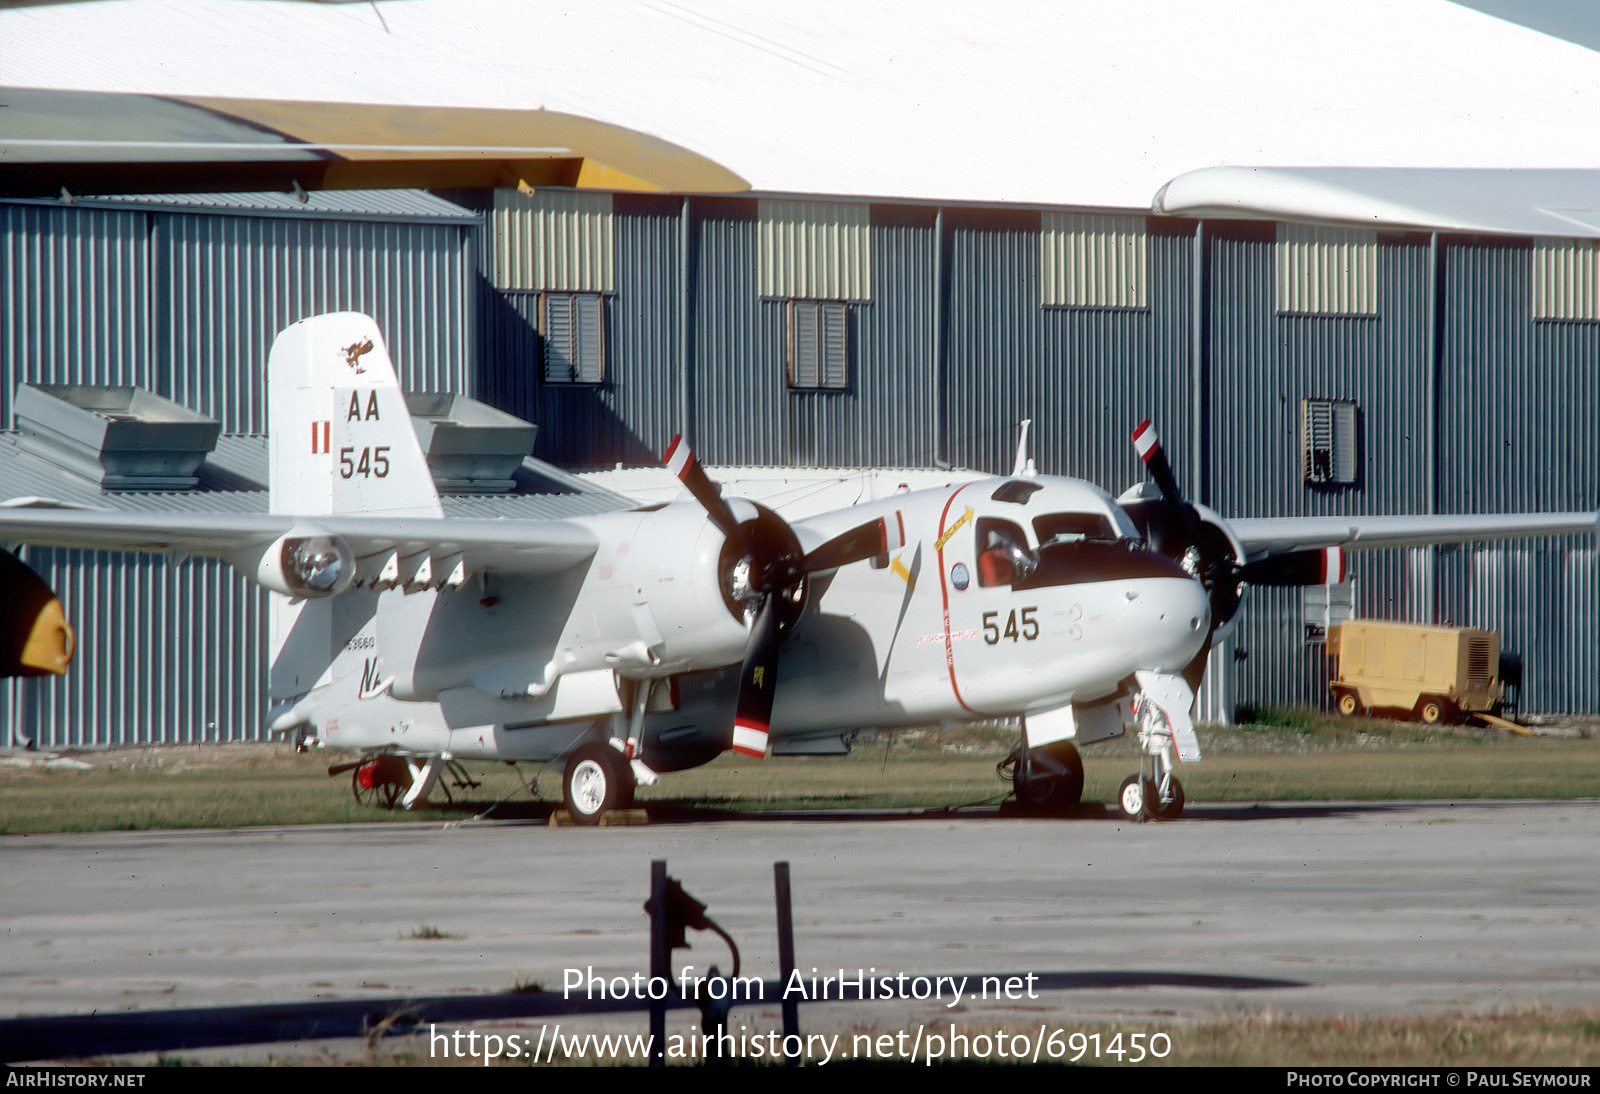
[0,508,598,577]
[1230,511,1598,557]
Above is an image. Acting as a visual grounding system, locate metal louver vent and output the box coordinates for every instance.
[542,292,606,384]
[787,300,849,390]
[1467,637,1494,689]
[1301,398,1358,485]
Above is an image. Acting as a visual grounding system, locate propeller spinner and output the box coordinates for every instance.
[663,436,903,757]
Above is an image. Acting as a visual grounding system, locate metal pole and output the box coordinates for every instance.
[679,196,694,450]
[773,861,800,1063]
[649,859,667,1067]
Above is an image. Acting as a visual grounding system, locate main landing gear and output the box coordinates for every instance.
[561,742,636,825]
[1004,738,1085,815]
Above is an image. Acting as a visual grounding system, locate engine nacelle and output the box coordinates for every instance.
[250,533,356,598]
[1116,491,1248,643]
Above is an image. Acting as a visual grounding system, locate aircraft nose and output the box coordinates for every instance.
[1115,557,1211,673]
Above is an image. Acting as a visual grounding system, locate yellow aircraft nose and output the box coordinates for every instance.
[3,551,76,677]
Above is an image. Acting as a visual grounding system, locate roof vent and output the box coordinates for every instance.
[406,393,538,493]
[14,384,221,491]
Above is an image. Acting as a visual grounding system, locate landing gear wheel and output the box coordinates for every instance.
[562,744,632,825]
[1014,742,1085,815]
[1151,777,1185,820]
[1416,697,1454,726]
[352,755,410,810]
[1335,689,1362,718]
[1117,774,1150,821]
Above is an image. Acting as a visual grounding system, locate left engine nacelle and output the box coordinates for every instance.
[248,534,355,598]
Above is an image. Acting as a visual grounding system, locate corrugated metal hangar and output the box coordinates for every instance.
[2,183,1596,746]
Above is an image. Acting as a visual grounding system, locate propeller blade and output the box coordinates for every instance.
[731,595,781,758]
[1131,419,1202,549]
[1239,546,1347,586]
[801,513,904,573]
[664,435,744,544]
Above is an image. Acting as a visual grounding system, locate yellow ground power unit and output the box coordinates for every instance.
[1327,620,1501,725]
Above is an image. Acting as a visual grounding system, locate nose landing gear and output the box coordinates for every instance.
[1116,671,1197,822]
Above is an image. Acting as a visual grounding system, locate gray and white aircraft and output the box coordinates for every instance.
[1,312,1592,822]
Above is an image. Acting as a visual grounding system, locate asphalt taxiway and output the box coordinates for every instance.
[4,800,1598,1054]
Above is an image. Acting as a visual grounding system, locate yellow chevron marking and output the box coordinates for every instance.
[934,506,973,551]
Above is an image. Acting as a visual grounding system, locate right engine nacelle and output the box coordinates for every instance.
[1117,493,1247,644]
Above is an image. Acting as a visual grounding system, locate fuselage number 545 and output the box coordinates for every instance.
[983,607,1039,644]
[339,446,391,479]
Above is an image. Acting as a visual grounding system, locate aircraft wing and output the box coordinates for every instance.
[0,508,597,576]
[1229,511,1598,557]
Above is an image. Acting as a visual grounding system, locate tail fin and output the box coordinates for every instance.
[265,313,440,705]
[267,312,442,519]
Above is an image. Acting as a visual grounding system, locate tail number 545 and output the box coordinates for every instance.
[983,607,1039,644]
[339,446,391,479]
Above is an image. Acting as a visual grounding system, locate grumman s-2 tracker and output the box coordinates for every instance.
[2,314,1593,823]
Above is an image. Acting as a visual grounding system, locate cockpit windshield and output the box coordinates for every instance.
[1032,511,1119,546]
[991,507,1183,590]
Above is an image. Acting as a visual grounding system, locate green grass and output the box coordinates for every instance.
[1,715,1595,835]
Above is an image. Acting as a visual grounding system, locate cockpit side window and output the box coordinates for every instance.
[1033,511,1117,546]
[975,517,1034,587]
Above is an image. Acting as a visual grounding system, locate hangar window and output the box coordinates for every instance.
[1040,213,1148,309]
[1301,398,1358,486]
[541,291,606,385]
[1276,225,1378,315]
[1532,239,1600,320]
[787,299,849,390]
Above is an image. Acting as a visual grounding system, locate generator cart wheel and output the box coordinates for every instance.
[352,755,409,809]
[1335,689,1362,718]
[562,744,633,824]
[1416,697,1455,726]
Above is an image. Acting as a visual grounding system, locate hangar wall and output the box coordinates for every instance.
[2,188,1595,747]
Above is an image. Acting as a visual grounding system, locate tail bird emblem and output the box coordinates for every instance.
[340,338,374,374]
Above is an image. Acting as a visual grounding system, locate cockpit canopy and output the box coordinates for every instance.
[974,479,1184,589]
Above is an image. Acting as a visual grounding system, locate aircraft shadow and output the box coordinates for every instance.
[421,797,1422,826]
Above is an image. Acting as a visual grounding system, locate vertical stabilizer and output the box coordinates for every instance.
[265,313,441,700]
[267,312,442,519]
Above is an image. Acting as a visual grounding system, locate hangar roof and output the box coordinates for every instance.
[5,1,1600,210]
[1155,167,1600,239]
[0,435,634,521]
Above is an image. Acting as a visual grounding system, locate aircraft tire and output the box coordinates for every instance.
[563,744,631,824]
[1151,777,1185,820]
[1014,741,1084,815]
[1117,774,1148,821]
